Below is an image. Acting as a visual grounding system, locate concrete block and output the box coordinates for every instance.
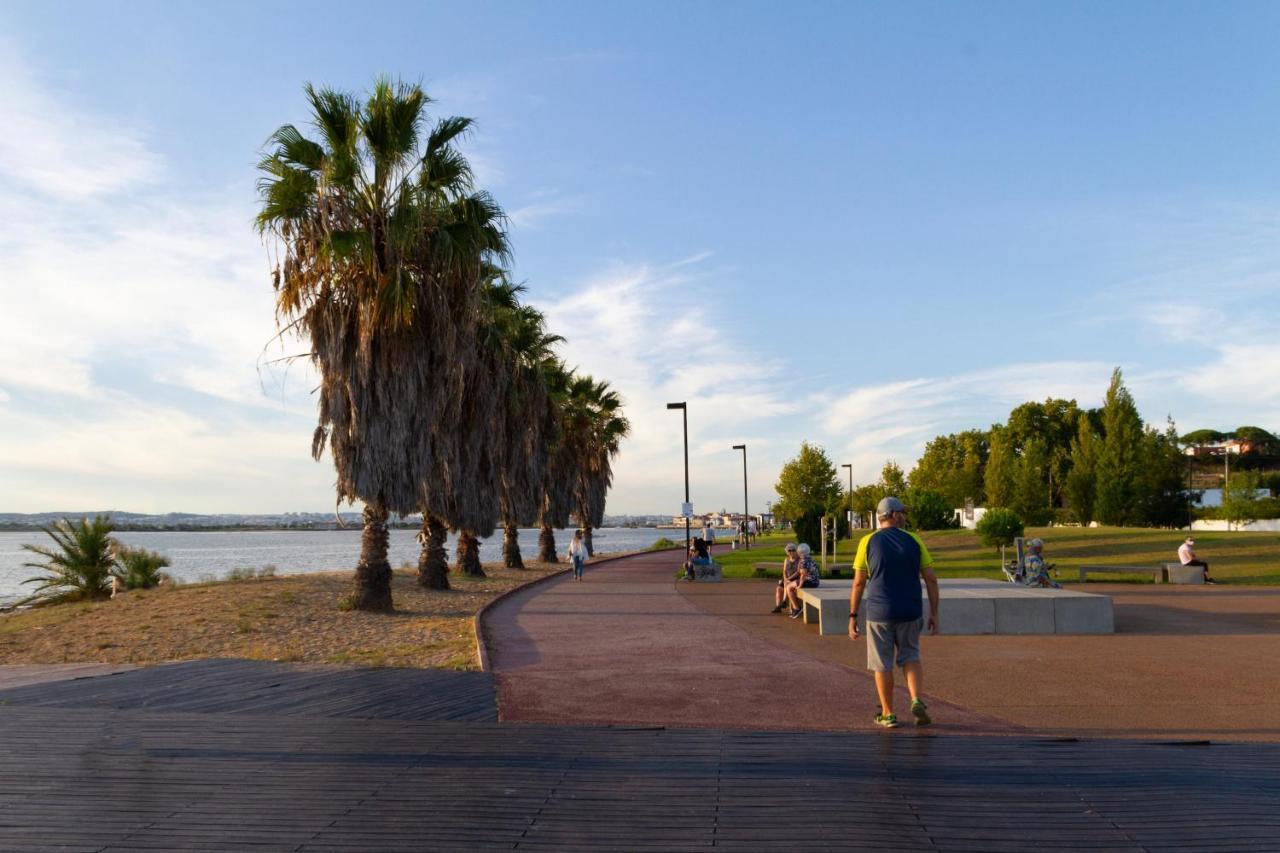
[933,595,996,634]
[993,597,1056,634]
[693,562,722,582]
[1053,595,1114,633]
[1162,563,1204,585]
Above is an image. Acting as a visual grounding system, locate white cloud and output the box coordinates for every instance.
[0,45,160,200]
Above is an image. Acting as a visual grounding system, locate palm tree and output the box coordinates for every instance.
[257,78,509,611]
[536,360,576,563]
[21,516,117,605]
[566,376,630,556]
[113,546,172,590]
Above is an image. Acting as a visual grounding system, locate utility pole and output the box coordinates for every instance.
[667,402,690,556]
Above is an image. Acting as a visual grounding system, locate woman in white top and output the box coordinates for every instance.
[568,529,589,580]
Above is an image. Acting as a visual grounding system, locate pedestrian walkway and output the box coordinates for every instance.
[483,547,1010,733]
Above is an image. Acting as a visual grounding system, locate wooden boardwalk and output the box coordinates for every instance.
[0,659,497,721]
[0,666,1277,851]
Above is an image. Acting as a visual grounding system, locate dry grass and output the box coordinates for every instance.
[0,561,569,670]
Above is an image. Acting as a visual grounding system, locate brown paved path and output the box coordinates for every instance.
[483,548,1011,734]
[683,578,1280,742]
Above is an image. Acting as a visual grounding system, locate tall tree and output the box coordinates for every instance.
[1010,438,1051,525]
[566,376,630,557]
[1094,368,1144,526]
[1064,412,1099,525]
[909,429,989,508]
[774,442,842,521]
[257,78,509,610]
[983,428,1017,508]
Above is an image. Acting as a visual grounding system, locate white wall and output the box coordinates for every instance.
[954,507,987,530]
[1191,518,1280,532]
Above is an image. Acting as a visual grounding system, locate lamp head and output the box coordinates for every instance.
[732,444,745,450]
[666,402,686,410]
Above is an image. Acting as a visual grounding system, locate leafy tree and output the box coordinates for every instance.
[1064,412,1099,525]
[984,428,1017,508]
[879,461,908,498]
[1235,426,1280,455]
[1094,368,1144,526]
[904,488,958,530]
[1011,439,1052,526]
[1005,398,1080,505]
[113,546,172,590]
[1136,420,1190,528]
[909,430,989,507]
[1223,469,1264,527]
[1180,428,1228,446]
[21,516,117,605]
[792,506,825,552]
[773,442,842,522]
[975,508,1024,551]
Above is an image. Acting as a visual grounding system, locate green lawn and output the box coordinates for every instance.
[714,527,1280,585]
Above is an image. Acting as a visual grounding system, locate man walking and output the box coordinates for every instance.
[848,496,940,728]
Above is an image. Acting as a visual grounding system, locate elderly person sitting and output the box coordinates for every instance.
[1022,538,1060,588]
[772,542,821,617]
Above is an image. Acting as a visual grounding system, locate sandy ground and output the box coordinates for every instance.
[682,579,1280,742]
[0,561,565,669]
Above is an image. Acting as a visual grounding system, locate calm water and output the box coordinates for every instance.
[0,527,701,605]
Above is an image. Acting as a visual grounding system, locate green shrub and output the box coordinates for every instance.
[649,537,678,551]
[975,508,1024,550]
[792,506,825,552]
[113,546,171,590]
[20,515,117,605]
[904,489,959,531]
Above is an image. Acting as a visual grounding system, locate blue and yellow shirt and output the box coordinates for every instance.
[854,527,934,623]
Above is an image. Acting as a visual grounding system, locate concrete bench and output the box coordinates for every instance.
[754,562,852,578]
[690,561,722,582]
[1161,562,1205,584]
[1078,564,1165,583]
[794,579,1113,636]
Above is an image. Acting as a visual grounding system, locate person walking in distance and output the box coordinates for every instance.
[1178,536,1215,584]
[848,497,940,728]
[568,529,589,581]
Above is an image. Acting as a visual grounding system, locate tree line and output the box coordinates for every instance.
[774,368,1207,532]
[257,78,628,612]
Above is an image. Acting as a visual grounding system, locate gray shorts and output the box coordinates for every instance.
[866,619,923,672]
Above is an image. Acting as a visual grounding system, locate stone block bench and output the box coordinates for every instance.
[793,579,1113,636]
[690,561,723,582]
[1161,562,1205,584]
[753,562,852,578]
[1078,564,1165,583]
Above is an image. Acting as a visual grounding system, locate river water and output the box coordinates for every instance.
[0,527,704,605]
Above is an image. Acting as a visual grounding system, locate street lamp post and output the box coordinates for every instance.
[667,402,690,557]
[732,444,748,551]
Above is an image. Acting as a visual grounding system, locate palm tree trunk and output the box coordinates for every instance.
[352,501,394,612]
[538,523,558,563]
[417,514,450,590]
[583,525,594,557]
[455,530,486,577]
[503,523,524,569]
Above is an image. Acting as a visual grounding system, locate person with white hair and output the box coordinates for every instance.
[1022,538,1060,589]
[772,542,820,617]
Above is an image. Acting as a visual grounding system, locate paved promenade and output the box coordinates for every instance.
[0,548,1276,851]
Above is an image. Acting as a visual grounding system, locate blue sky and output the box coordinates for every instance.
[3,1,1280,515]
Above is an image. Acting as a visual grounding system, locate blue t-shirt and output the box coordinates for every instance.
[854,527,933,623]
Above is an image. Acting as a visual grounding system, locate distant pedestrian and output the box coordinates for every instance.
[848,497,940,728]
[1178,537,1215,584]
[568,529,589,580]
[704,523,717,546]
[748,518,758,543]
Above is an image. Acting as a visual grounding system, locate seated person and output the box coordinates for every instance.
[773,543,821,617]
[1178,536,1215,584]
[685,535,712,579]
[1022,538,1060,589]
[772,543,802,613]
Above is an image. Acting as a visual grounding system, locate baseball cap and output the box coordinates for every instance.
[877,496,907,516]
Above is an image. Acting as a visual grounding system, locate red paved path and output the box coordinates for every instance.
[483,547,1012,733]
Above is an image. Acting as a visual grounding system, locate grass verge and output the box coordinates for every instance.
[714,527,1280,584]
